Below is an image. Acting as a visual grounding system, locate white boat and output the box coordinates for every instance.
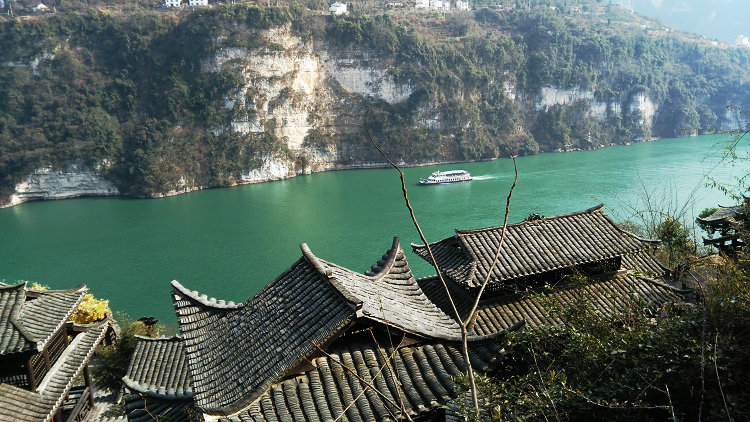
[419,170,472,185]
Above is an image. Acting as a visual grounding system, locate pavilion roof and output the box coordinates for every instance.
[124,335,511,422]
[418,249,685,335]
[0,318,115,422]
[697,203,747,224]
[0,282,86,355]
[123,336,192,400]
[412,204,650,289]
[172,238,466,417]
[319,237,463,340]
[221,339,507,422]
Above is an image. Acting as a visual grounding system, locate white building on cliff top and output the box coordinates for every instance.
[329,1,347,14]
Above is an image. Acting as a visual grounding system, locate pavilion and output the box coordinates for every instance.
[0,282,116,422]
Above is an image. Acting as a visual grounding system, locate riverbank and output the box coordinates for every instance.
[0,134,740,322]
[1,136,668,209]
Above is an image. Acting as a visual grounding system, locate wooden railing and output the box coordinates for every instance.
[62,386,93,422]
[47,329,68,367]
[30,353,48,388]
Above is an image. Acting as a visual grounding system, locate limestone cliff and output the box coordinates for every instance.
[2,7,748,206]
[6,166,119,208]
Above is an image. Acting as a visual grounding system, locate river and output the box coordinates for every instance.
[0,134,745,324]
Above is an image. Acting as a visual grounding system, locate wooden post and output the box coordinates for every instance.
[84,366,95,408]
[43,348,51,372]
[26,357,37,391]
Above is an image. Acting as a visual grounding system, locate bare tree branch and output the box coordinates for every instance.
[300,330,414,422]
[363,113,518,415]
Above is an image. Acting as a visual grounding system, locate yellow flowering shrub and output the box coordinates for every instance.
[29,282,49,291]
[69,293,111,324]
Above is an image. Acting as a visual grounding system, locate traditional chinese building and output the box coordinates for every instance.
[122,205,689,421]
[412,204,688,333]
[697,200,747,253]
[0,282,116,422]
[123,238,511,421]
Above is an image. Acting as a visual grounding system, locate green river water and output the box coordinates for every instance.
[0,134,746,324]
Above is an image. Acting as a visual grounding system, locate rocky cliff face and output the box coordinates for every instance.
[4,21,747,206]
[206,26,413,180]
[6,166,119,208]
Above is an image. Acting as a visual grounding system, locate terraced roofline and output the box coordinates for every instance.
[304,237,467,341]
[171,239,510,417]
[412,204,656,289]
[0,282,87,355]
[170,244,363,416]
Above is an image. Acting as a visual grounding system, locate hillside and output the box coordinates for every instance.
[1,0,749,205]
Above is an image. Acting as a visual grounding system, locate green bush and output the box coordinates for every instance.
[92,315,163,393]
[453,255,750,421]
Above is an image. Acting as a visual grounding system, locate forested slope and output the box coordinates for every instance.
[1,0,748,203]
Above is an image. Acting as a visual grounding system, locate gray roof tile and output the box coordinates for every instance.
[0,318,115,422]
[172,239,480,417]
[697,203,746,224]
[124,336,192,399]
[320,237,463,340]
[221,340,506,422]
[0,283,86,355]
[172,250,359,416]
[124,393,194,422]
[412,204,648,289]
[419,249,686,336]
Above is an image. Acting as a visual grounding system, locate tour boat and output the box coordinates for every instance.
[419,169,472,185]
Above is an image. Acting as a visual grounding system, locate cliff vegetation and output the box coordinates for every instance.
[1,0,749,201]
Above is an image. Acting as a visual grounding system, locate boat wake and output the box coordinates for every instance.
[471,175,495,180]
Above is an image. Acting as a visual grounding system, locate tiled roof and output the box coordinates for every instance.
[123,336,192,400]
[469,275,685,335]
[419,250,686,336]
[172,249,360,416]
[121,333,514,422]
[124,393,194,422]
[173,239,486,417]
[221,339,507,422]
[0,318,115,422]
[412,204,648,289]
[697,204,746,224]
[0,283,86,355]
[319,237,463,340]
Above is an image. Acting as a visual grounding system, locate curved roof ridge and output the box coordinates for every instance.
[456,203,607,235]
[122,377,194,400]
[300,243,362,308]
[132,335,182,342]
[634,274,692,295]
[170,280,243,310]
[34,284,87,294]
[300,243,333,277]
[364,237,402,279]
[0,281,27,293]
[410,234,459,250]
[0,282,41,348]
[599,212,661,244]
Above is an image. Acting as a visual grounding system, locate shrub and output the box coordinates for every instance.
[92,316,163,393]
[69,293,111,324]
